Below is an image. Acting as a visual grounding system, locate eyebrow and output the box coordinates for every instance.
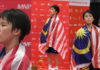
[0,21,8,24]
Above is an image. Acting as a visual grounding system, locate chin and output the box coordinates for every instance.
[0,42,3,45]
[86,22,92,24]
[0,41,5,45]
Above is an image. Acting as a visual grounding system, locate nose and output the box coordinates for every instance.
[88,17,91,19]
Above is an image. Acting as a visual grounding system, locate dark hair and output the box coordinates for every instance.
[83,10,95,20]
[51,5,60,14]
[0,9,31,42]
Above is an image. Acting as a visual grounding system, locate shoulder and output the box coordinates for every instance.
[76,27,83,34]
[76,27,87,39]
[14,44,31,64]
[93,24,99,29]
[45,17,50,24]
[21,54,31,64]
[92,24,100,34]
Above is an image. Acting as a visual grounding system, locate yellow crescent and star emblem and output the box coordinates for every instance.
[73,28,91,54]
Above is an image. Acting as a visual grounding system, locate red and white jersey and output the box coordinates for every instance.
[0,43,31,70]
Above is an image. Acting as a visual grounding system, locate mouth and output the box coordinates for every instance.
[87,20,92,22]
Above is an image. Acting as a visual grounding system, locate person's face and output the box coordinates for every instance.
[0,18,15,45]
[49,7,57,16]
[84,13,94,25]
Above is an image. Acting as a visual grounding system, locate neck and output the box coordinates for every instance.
[52,14,57,18]
[86,23,92,31]
[4,38,19,55]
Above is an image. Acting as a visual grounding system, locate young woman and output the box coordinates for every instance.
[71,10,100,70]
[0,9,31,70]
[40,5,67,70]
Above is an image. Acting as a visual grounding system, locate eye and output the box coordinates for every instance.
[1,22,7,26]
[85,15,88,18]
[89,15,93,17]
[1,24,6,26]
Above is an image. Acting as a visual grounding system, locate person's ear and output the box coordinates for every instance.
[13,28,21,36]
[56,11,58,14]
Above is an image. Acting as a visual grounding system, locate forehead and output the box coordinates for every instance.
[0,17,8,23]
[50,7,55,10]
[0,18,12,26]
[84,12,93,16]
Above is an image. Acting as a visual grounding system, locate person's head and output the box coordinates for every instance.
[0,9,31,44]
[83,10,95,25]
[50,5,60,16]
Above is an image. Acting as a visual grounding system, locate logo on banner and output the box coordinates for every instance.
[17,4,32,9]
